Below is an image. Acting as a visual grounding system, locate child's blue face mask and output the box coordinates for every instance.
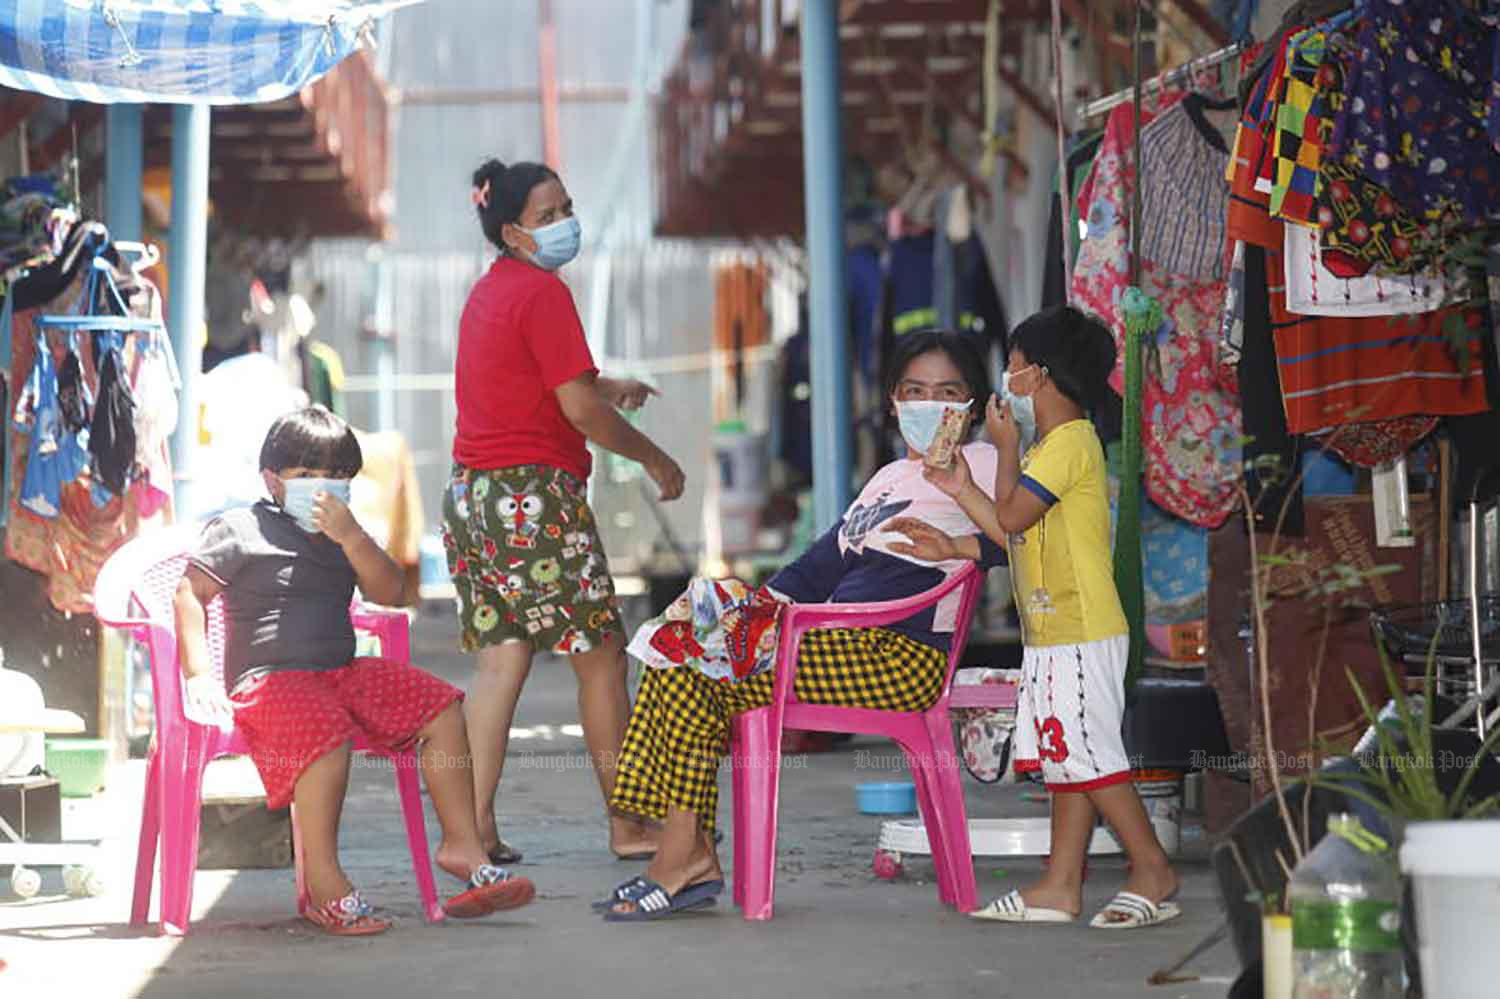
[280,476,351,533]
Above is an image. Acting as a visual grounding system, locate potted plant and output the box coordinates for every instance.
[1309,637,1500,998]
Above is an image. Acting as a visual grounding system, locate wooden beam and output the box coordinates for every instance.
[393,85,631,106]
[0,90,44,141]
[1163,0,1228,46]
[28,104,103,172]
[1059,0,1133,69]
[844,0,991,27]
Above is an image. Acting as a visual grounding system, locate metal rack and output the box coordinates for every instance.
[1372,490,1500,738]
[1078,39,1248,122]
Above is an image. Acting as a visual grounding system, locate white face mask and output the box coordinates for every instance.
[894,399,971,455]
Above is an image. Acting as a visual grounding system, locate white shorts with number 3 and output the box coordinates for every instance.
[1011,634,1133,791]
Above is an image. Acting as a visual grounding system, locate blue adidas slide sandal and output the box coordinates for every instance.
[601,877,724,922]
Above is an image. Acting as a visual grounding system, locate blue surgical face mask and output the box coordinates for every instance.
[894,399,971,456]
[1000,366,1039,452]
[521,216,581,271]
[280,477,352,533]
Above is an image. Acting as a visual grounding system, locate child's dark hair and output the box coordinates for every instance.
[1008,305,1117,411]
[883,329,994,436]
[472,158,558,253]
[259,406,363,477]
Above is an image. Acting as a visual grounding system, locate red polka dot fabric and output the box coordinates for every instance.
[229,658,462,809]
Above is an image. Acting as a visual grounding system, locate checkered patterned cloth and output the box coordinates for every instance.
[1269,27,1332,226]
[610,628,946,834]
[0,0,414,105]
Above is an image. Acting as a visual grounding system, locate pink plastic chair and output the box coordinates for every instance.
[93,525,443,935]
[730,563,984,920]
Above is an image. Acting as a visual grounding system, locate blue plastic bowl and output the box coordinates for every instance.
[856,781,917,815]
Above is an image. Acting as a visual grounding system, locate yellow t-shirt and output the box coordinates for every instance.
[1009,420,1127,646]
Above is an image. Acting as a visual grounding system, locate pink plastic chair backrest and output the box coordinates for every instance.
[93,527,228,731]
[772,563,983,710]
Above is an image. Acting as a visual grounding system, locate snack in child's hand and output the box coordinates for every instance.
[924,407,967,468]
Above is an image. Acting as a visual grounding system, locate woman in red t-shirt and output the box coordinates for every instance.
[445,158,685,863]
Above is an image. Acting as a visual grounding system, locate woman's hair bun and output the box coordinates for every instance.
[472,158,507,190]
[470,157,558,253]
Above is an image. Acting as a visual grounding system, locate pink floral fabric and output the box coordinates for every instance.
[1071,105,1243,529]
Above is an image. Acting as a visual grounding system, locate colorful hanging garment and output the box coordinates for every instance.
[1325,0,1500,246]
[1072,103,1243,530]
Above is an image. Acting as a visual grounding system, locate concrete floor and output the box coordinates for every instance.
[0,610,1242,999]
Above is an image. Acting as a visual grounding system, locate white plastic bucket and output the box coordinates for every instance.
[1132,771,1184,855]
[717,496,761,556]
[1399,820,1500,999]
[712,429,767,497]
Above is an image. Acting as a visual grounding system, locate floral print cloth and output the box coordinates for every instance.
[1326,1,1500,245]
[1072,104,1243,529]
[627,578,784,684]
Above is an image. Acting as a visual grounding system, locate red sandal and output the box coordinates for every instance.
[303,891,391,936]
[443,865,536,919]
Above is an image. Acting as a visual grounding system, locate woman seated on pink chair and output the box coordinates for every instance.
[596,330,1005,921]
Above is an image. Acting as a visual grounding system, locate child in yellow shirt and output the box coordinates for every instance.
[889,305,1178,929]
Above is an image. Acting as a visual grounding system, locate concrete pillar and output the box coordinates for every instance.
[104,105,143,242]
[168,104,210,516]
[799,0,853,531]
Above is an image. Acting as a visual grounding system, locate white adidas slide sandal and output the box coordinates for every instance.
[970,889,1075,923]
[1089,891,1181,929]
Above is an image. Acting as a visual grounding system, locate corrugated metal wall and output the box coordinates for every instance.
[300,237,801,575]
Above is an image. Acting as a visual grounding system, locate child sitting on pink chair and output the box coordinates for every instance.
[173,406,535,935]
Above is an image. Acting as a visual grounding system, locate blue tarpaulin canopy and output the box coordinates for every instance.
[0,0,416,105]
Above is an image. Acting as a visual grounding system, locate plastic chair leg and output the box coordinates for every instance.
[905,745,955,906]
[924,712,978,913]
[131,749,162,926]
[734,707,784,921]
[158,745,208,935]
[291,803,308,916]
[729,725,746,907]
[393,750,444,923]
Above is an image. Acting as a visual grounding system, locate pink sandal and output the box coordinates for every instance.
[303,891,391,936]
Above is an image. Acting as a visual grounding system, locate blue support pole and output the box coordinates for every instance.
[168,104,210,517]
[104,105,143,242]
[799,0,853,532]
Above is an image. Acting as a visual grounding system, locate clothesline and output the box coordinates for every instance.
[1078,39,1248,123]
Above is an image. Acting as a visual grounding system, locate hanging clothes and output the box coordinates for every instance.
[1268,251,1490,433]
[1326,0,1500,242]
[5,253,174,614]
[14,333,89,518]
[303,339,347,419]
[1042,131,1105,309]
[1226,39,1491,439]
[1283,223,1448,317]
[1071,100,1244,530]
[1309,28,1436,277]
[87,338,137,496]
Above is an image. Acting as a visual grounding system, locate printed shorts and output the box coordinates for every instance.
[229,658,462,810]
[1011,634,1133,791]
[441,463,622,656]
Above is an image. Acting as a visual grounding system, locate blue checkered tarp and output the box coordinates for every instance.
[0,1,416,105]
